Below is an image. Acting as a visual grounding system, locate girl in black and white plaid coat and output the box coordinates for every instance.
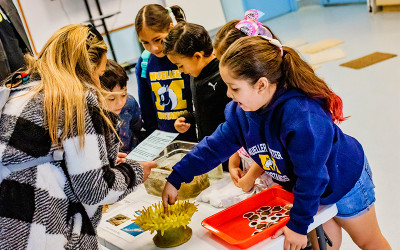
[0,24,156,249]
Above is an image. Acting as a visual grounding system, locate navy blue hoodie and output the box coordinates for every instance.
[167,88,364,235]
[135,54,197,141]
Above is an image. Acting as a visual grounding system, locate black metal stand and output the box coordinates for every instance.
[83,0,119,61]
[315,225,333,250]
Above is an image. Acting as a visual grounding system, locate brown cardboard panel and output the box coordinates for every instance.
[382,5,400,11]
[340,52,397,69]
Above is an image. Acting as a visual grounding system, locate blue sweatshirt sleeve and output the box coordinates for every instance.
[135,58,157,135]
[282,111,334,235]
[167,112,242,189]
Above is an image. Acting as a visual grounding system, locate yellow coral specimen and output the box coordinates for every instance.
[134,201,198,236]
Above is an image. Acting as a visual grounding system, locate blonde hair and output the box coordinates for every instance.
[25,24,117,147]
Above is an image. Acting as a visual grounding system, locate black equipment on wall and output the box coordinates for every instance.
[0,0,32,82]
[83,0,119,62]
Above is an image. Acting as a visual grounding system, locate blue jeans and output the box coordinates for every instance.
[335,155,376,218]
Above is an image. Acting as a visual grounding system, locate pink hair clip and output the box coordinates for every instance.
[236,9,284,57]
[244,9,264,22]
[236,9,273,38]
[235,20,258,36]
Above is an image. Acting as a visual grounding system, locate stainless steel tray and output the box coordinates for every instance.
[155,140,197,161]
[144,140,223,199]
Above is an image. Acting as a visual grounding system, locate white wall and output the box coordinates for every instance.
[220,0,245,21]
[15,0,228,63]
[165,0,226,31]
[16,0,163,55]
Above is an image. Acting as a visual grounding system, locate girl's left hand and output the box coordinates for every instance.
[272,226,307,250]
[116,152,127,163]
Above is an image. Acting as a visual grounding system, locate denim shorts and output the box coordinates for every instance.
[335,155,376,218]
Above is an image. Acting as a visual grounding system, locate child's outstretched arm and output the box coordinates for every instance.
[162,105,242,210]
[237,163,264,192]
[228,152,243,187]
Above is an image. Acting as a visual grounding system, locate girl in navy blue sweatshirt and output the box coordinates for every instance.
[162,36,391,249]
[134,4,196,142]
[213,12,280,188]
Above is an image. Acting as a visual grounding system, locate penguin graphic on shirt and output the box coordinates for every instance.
[260,154,281,174]
[158,85,177,111]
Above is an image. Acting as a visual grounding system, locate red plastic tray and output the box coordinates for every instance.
[201,186,294,249]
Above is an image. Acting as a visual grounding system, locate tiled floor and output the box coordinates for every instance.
[127,3,400,249]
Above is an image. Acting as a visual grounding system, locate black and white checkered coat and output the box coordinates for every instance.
[0,81,144,249]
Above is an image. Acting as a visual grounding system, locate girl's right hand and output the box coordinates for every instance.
[174,117,191,133]
[229,167,244,188]
[162,181,178,213]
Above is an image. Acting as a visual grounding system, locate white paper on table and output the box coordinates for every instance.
[126,130,179,161]
[100,201,152,241]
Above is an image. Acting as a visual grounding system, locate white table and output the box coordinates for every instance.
[98,185,337,250]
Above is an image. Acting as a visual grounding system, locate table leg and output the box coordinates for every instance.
[315,225,333,250]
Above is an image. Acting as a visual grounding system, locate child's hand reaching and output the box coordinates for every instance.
[162,181,178,213]
[272,226,307,250]
[138,161,157,182]
[174,117,191,133]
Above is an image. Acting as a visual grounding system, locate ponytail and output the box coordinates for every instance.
[135,4,186,35]
[221,36,347,123]
[169,5,186,23]
[281,47,346,123]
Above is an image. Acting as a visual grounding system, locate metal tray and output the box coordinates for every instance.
[155,140,197,160]
[144,141,214,200]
